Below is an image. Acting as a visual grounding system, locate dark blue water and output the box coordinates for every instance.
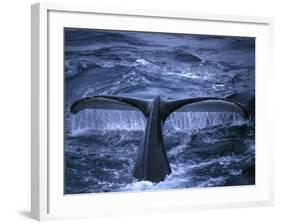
[64,28,255,194]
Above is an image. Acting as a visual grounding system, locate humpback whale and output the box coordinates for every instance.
[71,95,248,183]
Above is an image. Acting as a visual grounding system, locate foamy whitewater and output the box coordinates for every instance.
[64,29,255,194]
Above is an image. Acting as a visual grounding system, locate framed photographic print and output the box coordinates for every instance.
[31,2,274,221]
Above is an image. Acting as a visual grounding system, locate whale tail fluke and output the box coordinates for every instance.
[70,95,249,183]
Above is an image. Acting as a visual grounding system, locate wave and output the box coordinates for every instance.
[119,153,248,192]
[65,29,151,46]
[227,38,255,50]
[65,58,101,77]
[172,48,202,63]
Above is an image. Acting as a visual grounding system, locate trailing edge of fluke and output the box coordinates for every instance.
[71,95,248,183]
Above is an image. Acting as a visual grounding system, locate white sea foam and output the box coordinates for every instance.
[135,58,151,66]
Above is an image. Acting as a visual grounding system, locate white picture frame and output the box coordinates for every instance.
[31,2,274,221]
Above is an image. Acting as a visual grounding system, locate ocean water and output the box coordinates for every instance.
[64,28,255,194]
